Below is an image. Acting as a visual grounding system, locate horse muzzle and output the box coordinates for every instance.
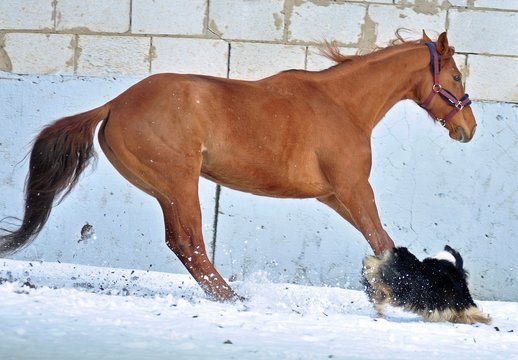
[451,124,476,143]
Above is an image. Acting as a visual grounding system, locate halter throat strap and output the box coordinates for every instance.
[420,42,471,126]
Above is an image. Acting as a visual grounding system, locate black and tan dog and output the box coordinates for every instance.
[362,246,491,324]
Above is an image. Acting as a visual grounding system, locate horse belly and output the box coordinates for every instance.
[200,151,332,199]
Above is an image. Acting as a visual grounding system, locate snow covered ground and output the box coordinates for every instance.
[0,259,516,360]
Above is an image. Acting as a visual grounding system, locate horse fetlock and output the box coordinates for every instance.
[201,280,240,302]
[368,232,394,256]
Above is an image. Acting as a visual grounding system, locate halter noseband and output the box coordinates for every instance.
[420,42,471,127]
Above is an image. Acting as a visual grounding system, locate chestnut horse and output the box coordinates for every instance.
[0,32,476,301]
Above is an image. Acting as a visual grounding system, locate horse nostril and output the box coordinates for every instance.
[457,127,468,143]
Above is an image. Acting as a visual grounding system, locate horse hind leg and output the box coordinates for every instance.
[118,167,238,301]
[157,187,239,302]
[98,120,239,301]
[150,164,239,301]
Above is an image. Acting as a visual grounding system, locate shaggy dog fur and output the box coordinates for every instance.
[362,246,491,324]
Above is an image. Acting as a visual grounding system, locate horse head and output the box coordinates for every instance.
[418,31,477,143]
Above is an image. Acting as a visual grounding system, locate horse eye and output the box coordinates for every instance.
[453,74,462,82]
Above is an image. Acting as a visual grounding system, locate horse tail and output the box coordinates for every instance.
[0,105,110,256]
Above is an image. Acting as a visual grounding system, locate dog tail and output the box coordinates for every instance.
[424,306,491,325]
[454,306,492,325]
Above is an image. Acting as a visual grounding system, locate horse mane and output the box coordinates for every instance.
[320,31,422,65]
[319,41,355,64]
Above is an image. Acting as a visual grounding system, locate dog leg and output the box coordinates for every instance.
[362,255,393,318]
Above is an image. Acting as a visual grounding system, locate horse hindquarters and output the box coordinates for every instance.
[98,111,239,302]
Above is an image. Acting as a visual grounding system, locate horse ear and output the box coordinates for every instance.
[436,32,451,57]
[421,30,433,44]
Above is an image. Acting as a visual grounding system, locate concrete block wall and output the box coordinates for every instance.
[1,1,518,300]
[0,0,516,102]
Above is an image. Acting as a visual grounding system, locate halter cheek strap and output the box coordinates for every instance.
[420,42,471,126]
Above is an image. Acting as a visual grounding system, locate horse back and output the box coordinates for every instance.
[103,72,364,198]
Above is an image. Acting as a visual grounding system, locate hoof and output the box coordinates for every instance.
[207,290,246,303]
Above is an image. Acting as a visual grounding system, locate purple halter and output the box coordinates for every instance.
[420,42,471,126]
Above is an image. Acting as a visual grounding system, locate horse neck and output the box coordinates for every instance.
[321,44,430,133]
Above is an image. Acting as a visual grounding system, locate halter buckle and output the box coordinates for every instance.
[432,83,442,93]
[455,101,464,111]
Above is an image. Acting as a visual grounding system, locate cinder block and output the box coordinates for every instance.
[132,0,206,35]
[229,42,305,80]
[56,0,130,33]
[4,33,75,74]
[151,38,228,77]
[474,0,518,11]
[368,5,446,47]
[0,0,54,30]
[447,0,467,5]
[394,0,446,7]
[453,54,468,81]
[466,55,518,103]
[306,46,357,72]
[209,0,284,41]
[448,10,518,56]
[289,2,366,45]
[77,36,151,76]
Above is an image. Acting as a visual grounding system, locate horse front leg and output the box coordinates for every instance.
[320,182,395,256]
